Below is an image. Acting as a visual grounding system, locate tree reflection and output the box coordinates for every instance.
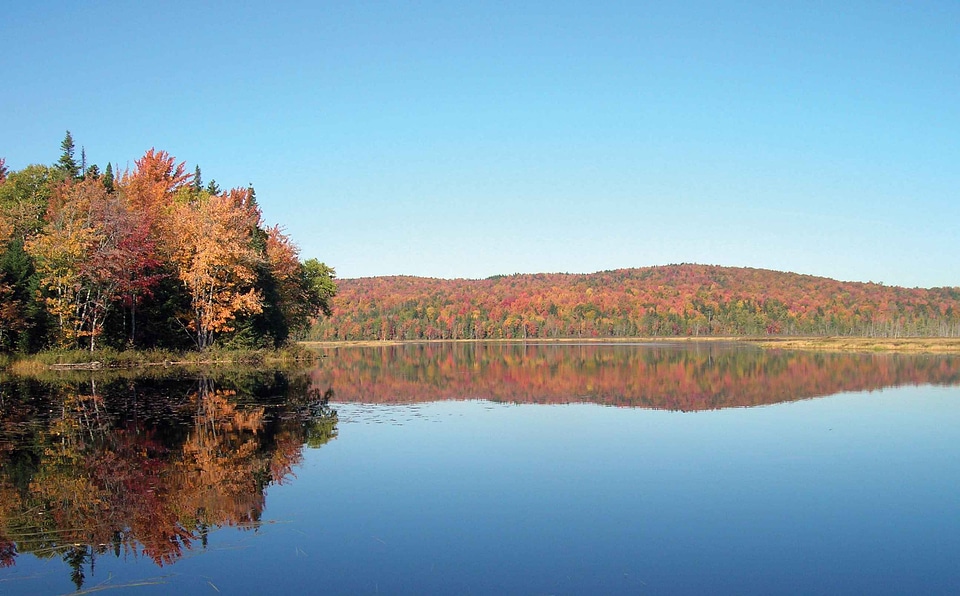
[311,342,960,410]
[0,372,337,587]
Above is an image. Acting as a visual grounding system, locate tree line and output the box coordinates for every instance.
[309,265,960,341]
[0,132,336,353]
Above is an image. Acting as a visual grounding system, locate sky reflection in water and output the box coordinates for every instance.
[1,343,959,594]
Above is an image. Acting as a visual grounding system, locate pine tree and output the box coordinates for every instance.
[193,165,202,192]
[58,131,80,178]
[103,162,114,192]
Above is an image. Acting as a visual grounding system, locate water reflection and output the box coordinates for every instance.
[311,342,960,409]
[3,344,960,594]
[0,372,337,589]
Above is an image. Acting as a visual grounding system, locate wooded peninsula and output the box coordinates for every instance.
[0,133,336,357]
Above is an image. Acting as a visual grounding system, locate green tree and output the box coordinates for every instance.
[301,258,337,318]
[0,165,55,351]
[57,131,80,179]
[0,164,53,238]
[103,162,114,192]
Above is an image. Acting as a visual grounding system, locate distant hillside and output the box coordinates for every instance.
[309,265,960,340]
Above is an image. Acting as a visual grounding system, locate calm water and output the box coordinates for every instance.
[1,342,959,594]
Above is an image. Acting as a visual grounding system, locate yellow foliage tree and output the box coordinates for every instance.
[25,179,105,348]
[169,187,264,348]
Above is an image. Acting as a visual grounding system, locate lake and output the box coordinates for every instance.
[1,342,959,594]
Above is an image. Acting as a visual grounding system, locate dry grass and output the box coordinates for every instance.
[742,336,960,355]
[3,345,319,378]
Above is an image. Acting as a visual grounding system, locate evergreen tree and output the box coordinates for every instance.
[57,131,80,178]
[193,165,202,192]
[205,179,220,195]
[103,162,114,192]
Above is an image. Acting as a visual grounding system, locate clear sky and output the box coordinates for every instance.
[2,1,957,288]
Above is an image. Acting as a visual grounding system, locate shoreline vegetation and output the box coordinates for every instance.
[2,344,319,376]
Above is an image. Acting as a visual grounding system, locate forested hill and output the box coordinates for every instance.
[308,265,960,341]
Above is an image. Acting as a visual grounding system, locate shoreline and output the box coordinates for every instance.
[300,336,960,355]
[6,336,960,374]
[2,345,319,375]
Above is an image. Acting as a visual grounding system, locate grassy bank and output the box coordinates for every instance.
[5,344,320,376]
[742,336,960,355]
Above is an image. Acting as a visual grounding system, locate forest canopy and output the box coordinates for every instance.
[310,266,960,341]
[0,133,336,353]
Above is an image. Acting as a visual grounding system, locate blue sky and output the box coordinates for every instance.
[2,1,958,287]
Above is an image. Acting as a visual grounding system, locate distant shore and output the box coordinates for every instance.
[301,336,960,355]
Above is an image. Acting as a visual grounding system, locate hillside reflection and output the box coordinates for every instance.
[311,342,960,410]
[0,372,337,589]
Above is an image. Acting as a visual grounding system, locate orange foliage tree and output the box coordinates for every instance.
[169,187,264,348]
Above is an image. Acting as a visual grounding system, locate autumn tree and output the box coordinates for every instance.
[93,189,164,346]
[111,149,193,346]
[169,187,264,349]
[26,178,114,349]
[120,148,190,221]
